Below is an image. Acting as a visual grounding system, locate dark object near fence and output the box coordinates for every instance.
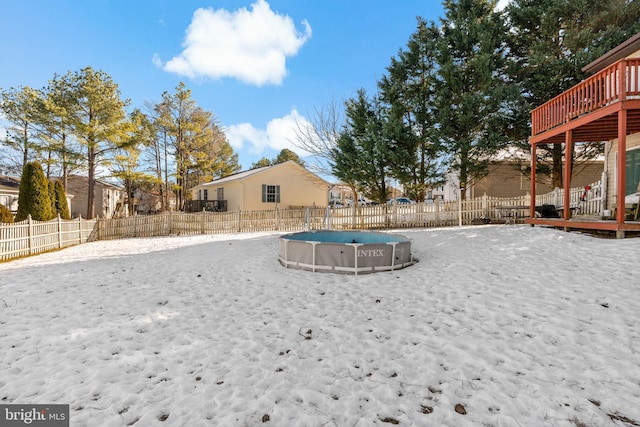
[535,204,560,218]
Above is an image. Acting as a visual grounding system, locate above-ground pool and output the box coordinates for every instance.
[278,230,413,275]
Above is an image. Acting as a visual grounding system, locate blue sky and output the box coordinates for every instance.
[0,0,506,172]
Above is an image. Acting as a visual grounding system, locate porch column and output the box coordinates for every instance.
[530,143,537,221]
[563,130,573,220]
[616,109,628,225]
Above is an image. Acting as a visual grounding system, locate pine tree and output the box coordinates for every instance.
[379,18,445,201]
[433,0,516,200]
[333,89,391,203]
[15,161,53,221]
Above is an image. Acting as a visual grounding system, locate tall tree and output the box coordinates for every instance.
[292,98,344,177]
[15,161,53,221]
[146,99,172,211]
[0,86,43,173]
[112,109,157,216]
[379,18,445,201]
[506,0,640,188]
[156,83,238,209]
[434,0,516,200]
[41,73,83,187]
[64,67,131,218]
[333,89,391,203]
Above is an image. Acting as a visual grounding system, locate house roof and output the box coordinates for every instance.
[0,175,20,193]
[66,175,125,191]
[196,161,329,188]
[582,32,640,74]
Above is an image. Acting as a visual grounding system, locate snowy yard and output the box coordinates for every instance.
[0,225,639,427]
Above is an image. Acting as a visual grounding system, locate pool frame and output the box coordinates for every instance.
[278,230,413,275]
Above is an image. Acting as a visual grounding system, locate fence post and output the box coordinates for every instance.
[28,214,34,255]
[237,209,242,232]
[201,210,206,234]
[57,214,62,248]
[482,193,488,217]
[78,215,83,243]
[275,207,279,231]
[169,210,174,235]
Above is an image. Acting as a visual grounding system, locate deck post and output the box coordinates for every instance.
[530,143,537,224]
[616,109,627,227]
[563,130,573,224]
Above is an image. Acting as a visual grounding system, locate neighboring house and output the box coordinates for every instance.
[188,161,330,212]
[65,175,127,219]
[528,32,640,237]
[468,153,604,199]
[0,176,20,213]
[133,187,176,215]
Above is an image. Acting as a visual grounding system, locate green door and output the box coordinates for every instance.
[626,148,640,195]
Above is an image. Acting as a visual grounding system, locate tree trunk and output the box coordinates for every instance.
[87,146,96,219]
[551,144,563,188]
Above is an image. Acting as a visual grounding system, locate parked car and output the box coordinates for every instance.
[387,197,415,205]
[346,197,370,206]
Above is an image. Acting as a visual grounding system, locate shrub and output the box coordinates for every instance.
[0,204,14,223]
[15,161,53,221]
[52,180,71,220]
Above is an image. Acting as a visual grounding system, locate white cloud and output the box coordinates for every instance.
[226,109,309,155]
[160,0,311,86]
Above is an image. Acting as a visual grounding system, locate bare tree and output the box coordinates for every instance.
[291,98,343,178]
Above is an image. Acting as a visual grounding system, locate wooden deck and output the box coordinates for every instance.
[529,57,640,237]
[531,58,640,143]
[526,217,640,238]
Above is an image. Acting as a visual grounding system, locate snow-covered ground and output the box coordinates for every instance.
[1,225,639,427]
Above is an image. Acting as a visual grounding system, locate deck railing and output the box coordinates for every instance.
[532,58,640,135]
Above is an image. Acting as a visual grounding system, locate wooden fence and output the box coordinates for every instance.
[0,180,604,262]
[0,215,98,262]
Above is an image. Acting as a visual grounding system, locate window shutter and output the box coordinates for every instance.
[262,184,267,202]
[276,185,280,203]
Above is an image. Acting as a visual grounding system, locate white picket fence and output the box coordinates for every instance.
[0,180,604,262]
[0,215,98,262]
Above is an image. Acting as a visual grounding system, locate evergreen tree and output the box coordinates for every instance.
[273,148,305,166]
[379,19,445,201]
[0,204,14,223]
[0,86,44,173]
[333,89,391,203]
[15,161,53,221]
[433,0,516,200]
[155,82,239,209]
[53,180,71,219]
[251,158,272,169]
[64,67,131,218]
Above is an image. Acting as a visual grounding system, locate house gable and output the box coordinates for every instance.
[190,161,329,210]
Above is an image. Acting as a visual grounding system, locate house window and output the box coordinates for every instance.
[203,189,208,201]
[262,184,280,203]
[217,188,224,200]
